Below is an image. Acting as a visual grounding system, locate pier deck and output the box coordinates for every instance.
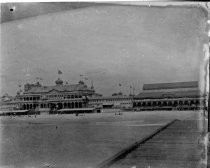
[98,120,205,168]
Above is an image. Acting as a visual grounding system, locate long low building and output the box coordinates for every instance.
[133,81,206,111]
[88,95,133,110]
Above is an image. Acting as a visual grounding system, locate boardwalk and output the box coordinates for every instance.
[98,120,205,168]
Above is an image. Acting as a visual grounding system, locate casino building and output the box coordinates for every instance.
[14,78,96,114]
[133,81,206,111]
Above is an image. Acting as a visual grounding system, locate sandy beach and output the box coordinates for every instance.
[0,111,200,168]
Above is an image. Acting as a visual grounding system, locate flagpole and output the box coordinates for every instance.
[58,69,62,78]
[132,84,135,96]
[119,83,122,93]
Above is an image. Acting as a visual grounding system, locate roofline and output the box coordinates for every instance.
[89,96,133,100]
[23,88,94,94]
[143,81,198,90]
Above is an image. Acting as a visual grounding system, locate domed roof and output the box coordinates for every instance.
[78,80,84,85]
[55,78,63,85]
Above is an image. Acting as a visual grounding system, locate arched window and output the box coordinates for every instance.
[190,100,194,105]
[57,103,63,109]
[195,100,199,105]
[163,102,167,106]
[64,103,67,108]
[79,102,82,108]
[75,102,78,108]
[168,101,172,106]
[174,101,178,106]
[71,102,74,108]
[179,101,183,105]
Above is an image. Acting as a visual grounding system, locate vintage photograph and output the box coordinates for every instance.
[0,2,209,168]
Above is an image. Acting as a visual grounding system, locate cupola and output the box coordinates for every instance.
[55,78,63,85]
[78,80,85,85]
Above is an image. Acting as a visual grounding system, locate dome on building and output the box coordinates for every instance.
[55,78,63,85]
[78,80,85,85]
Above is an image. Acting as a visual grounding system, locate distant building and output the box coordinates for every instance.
[89,94,133,110]
[0,94,17,111]
[133,81,206,111]
[2,79,206,115]
[14,78,96,113]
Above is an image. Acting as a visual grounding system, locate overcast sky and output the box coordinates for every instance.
[0,3,208,96]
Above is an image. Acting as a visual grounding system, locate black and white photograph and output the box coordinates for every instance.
[0,2,209,168]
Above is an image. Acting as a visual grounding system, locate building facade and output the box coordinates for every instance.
[0,94,17,111]
[14,78,95,112]
[133,81,206,111]
[89,95,133,110]
[1,80,206,114]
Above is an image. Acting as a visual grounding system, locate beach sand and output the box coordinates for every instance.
[0,110,199,168]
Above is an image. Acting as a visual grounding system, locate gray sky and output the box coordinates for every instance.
[0,3,208,96]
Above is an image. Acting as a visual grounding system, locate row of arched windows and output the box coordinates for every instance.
[21,97,40,101]
[21,101,84,110]
[20,94,83,102]
[133,100,200,107]
[47,94,82,99]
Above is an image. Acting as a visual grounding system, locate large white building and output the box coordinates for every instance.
[13,78,96,114]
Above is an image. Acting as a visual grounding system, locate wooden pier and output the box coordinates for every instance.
[97,119,205,168]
